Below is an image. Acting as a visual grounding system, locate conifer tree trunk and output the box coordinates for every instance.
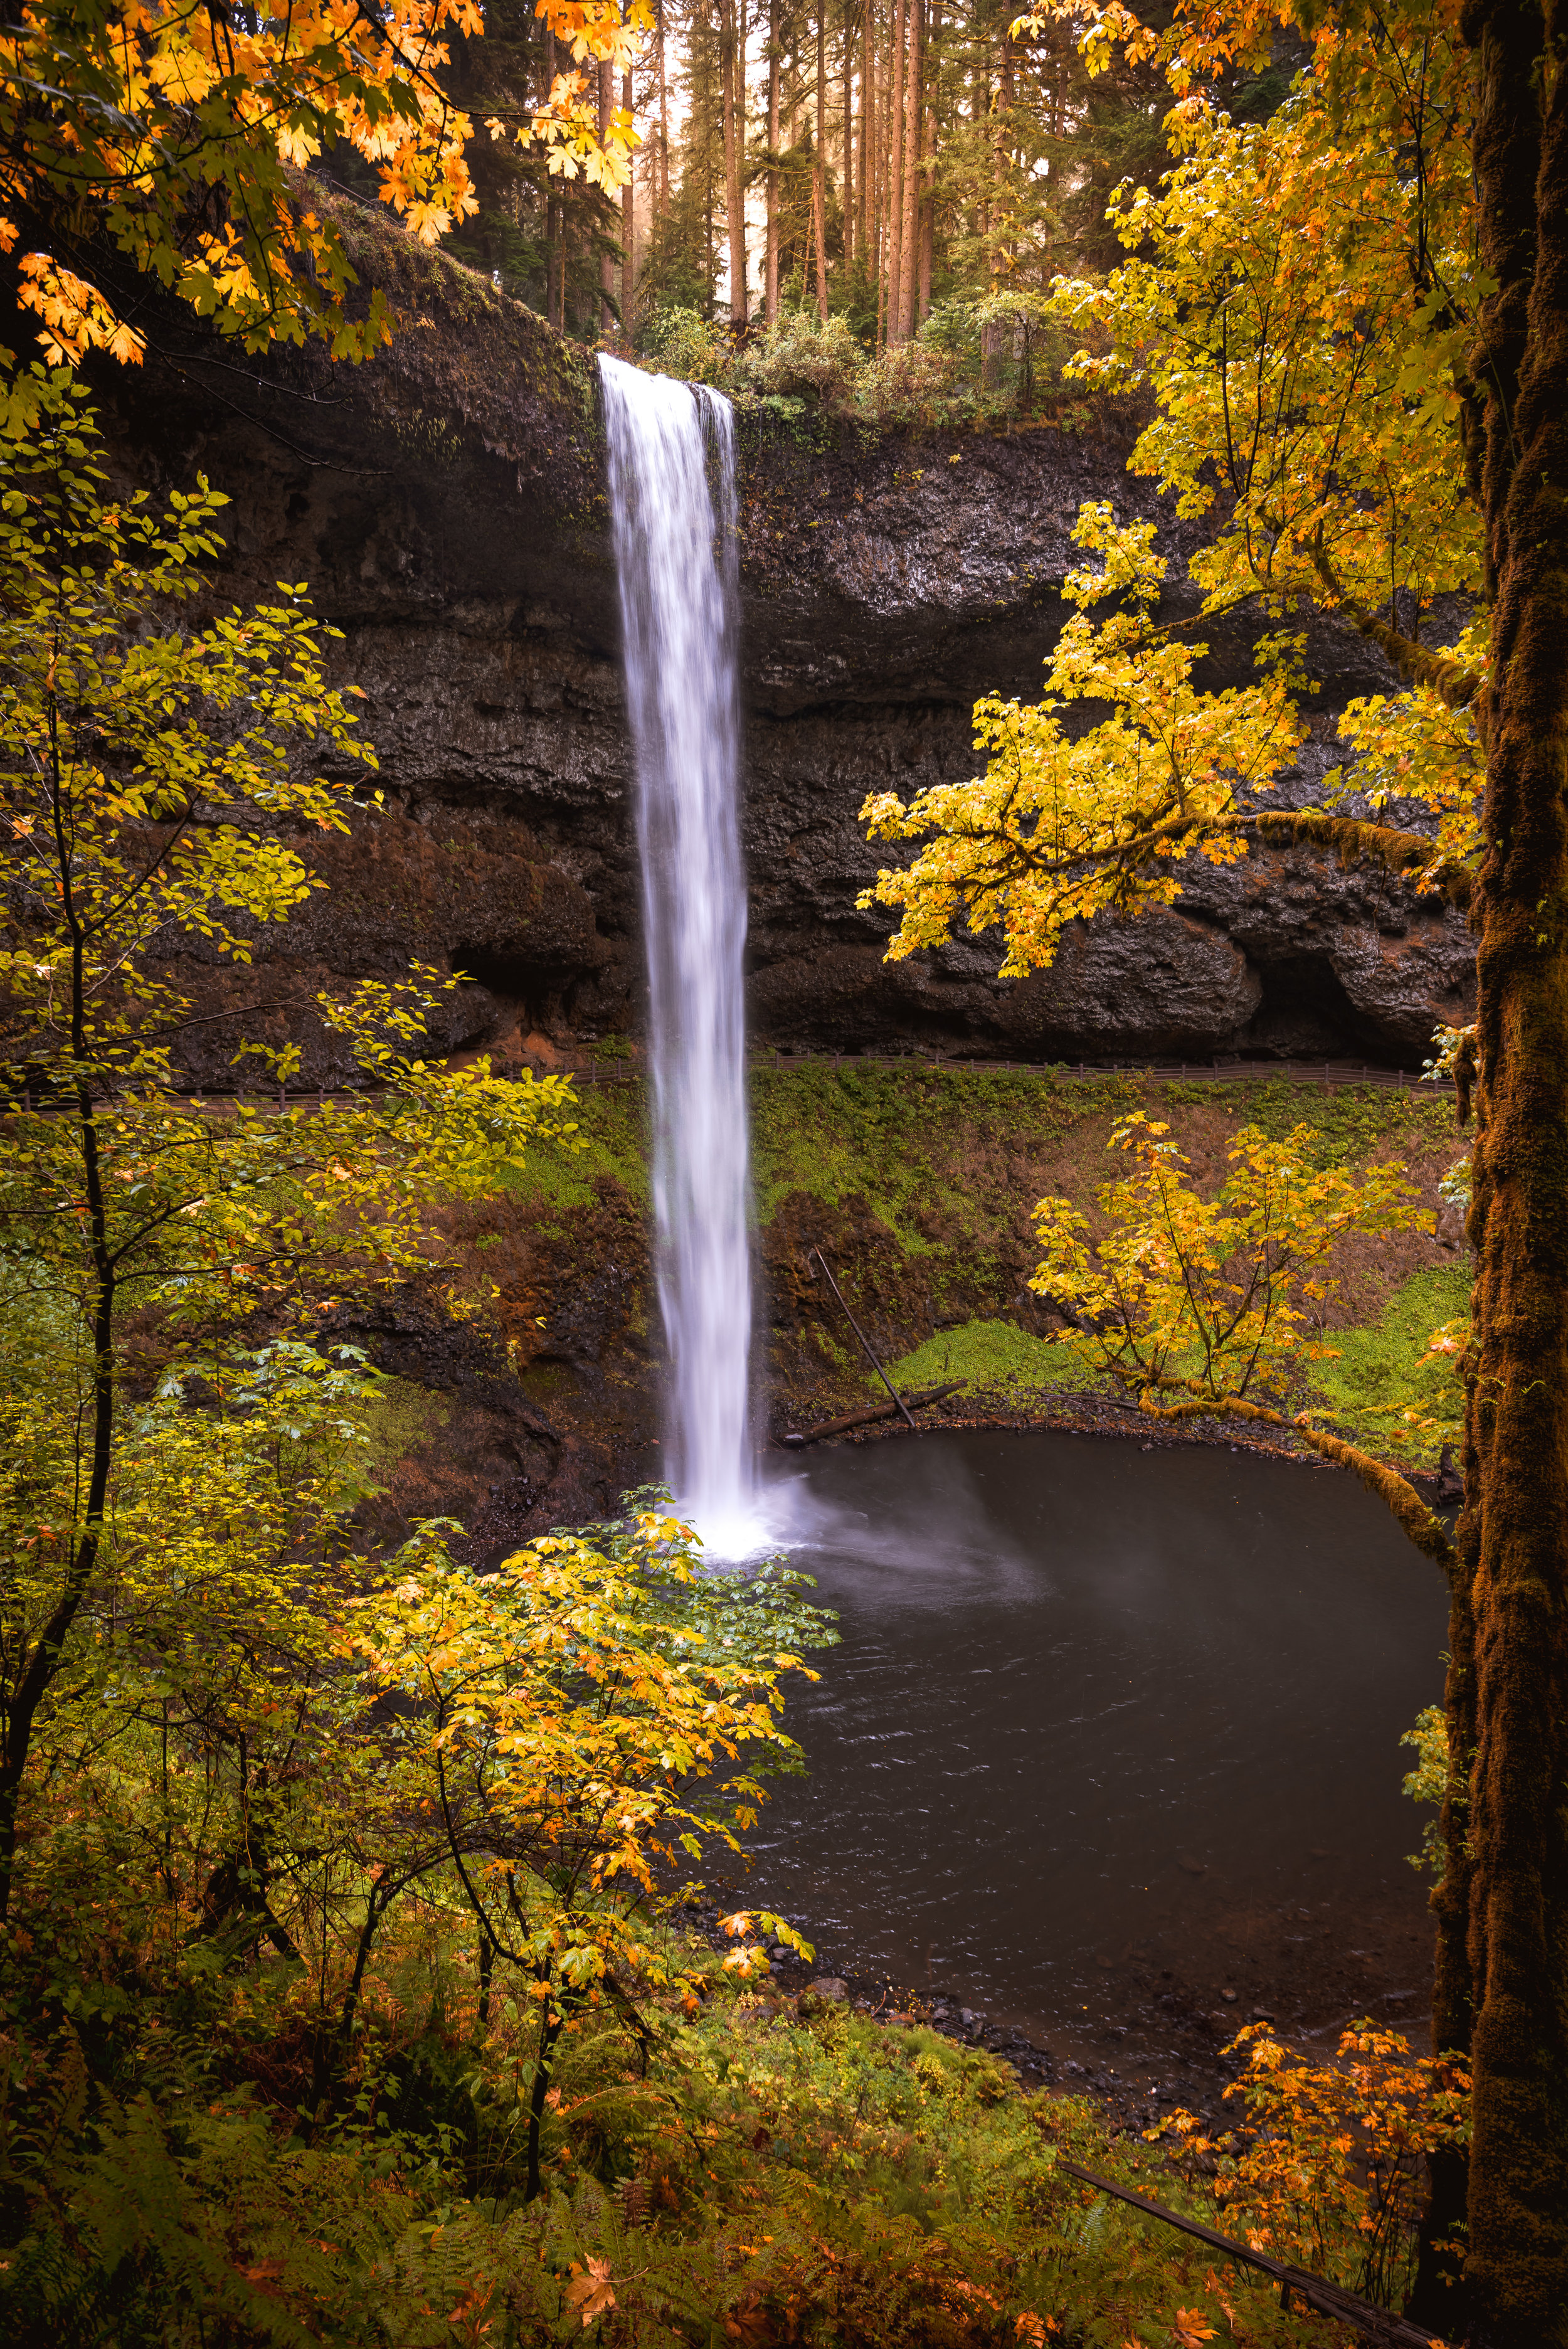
[996,12,1013,276]
[917,0,935,326]
[765,0,780,321]
[885,0,906,339]
[896,0,920,338]
[656,0,671,214]
[842,0,855,265]
[702,0,717,310]
[973,39,989,259]
[864,0,877,259]
[1402,1,1568,2338]
[622,66,635,331]
[980,20,1008,383]
[599,57,617,331]
[721,0,744,322]
[544,27,563,331]
[813,2,830,315]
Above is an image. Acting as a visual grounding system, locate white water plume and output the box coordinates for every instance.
[599,353,766,1556]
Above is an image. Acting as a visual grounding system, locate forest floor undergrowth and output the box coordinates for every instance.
[7,1911,1444,2347]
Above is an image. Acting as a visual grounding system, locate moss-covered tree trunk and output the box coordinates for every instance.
[1438,0,1568,2334]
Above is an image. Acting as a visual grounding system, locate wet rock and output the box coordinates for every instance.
[88,265,1471,1080]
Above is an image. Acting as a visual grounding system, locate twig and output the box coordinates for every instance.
[807,1249,918,1429]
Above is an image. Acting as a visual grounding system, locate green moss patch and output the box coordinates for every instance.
[750,1064,1140,1249]
[1311,1260,1472,1466]
[362,1373,450,1481]
[883,1315,1093,1399]
[474,1063,1463,1450]
[498,1080,650,1213]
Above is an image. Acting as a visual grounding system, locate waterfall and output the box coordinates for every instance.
[598,353,762,1554]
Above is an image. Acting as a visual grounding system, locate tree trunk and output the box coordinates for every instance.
[813,2,830,317]
[0,720,119,1921]
[973,45,989,253]
[841,0,854,265]
[622,65,635,333]
[873,8,888,343]
[599,58,617,332]
[657,0,670,215]
[525,2000,565,2202]
[544,28,563,332]
[723,0,747,324]
[1415,1,1568,2337]
[917,0,936,328]
[765,0,780,320]
[859,0,874,266]
[896,0,920,341]
[995,16,1013,285]
[885,0,906,341]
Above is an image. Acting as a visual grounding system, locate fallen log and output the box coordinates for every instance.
[779,1382,967,1448]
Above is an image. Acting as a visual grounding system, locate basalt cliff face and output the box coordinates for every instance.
[59,215,1471,1534]
[88,207,1473,1084]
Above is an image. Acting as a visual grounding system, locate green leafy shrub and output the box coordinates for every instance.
[734,310,865,409]
[638,305,730,384]
[854,339,961,428]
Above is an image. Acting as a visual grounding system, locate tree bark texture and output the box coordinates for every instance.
[813,3,830,317]
[896,0,920,339]
[622,66,635,330]
[766,0,780,319]
[656,0,671,215]
[842,0,854,263]
[886,0,906,339]
[859,0,874,266]
[722,0,746,322]
[599,58,616,330]
[544,29,563,331]
[1438,0,1568,2335]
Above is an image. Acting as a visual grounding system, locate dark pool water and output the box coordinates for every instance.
[741,1429,1449,2057]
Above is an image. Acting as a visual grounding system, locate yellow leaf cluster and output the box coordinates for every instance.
[859,507,1301,972]
[1027,1113,1428,1405]
[866,5,1484,973]
[349,1515,818,2018]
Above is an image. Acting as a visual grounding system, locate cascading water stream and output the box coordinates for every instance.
[598,353,763,1554]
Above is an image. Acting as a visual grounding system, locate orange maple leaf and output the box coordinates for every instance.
[1171,2314,1218,2348]
[565,2257,616,2328]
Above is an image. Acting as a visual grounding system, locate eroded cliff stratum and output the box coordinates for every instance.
[92,211,1473,1080]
